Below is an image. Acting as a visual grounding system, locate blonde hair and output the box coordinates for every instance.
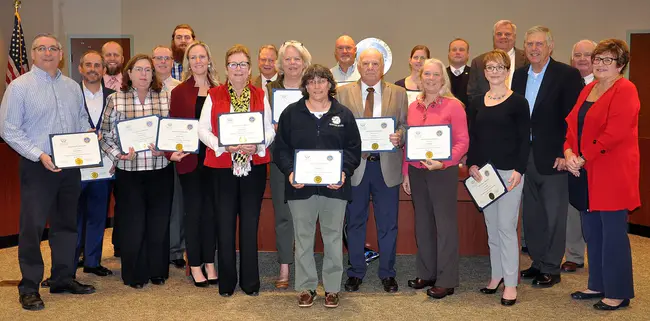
[182,41,220,86]
[276,40,312,76]
[418,58,463,107]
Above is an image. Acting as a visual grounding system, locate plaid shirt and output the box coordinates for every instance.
[170,61,183,81]
[100,88,170,171]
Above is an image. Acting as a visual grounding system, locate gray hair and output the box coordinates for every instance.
[31,33,62,51]
[525,25,554,45]
[571,39,598,57]
[418,58,460,105]
[493,20,517,35]
[276,40,312,76]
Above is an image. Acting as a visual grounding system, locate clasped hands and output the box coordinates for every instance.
[563,151,585,177]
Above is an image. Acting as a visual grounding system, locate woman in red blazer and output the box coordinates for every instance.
[166,41,220,287]
[564,39,639,311]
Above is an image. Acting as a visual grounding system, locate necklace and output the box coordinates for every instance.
[487,92,506,100]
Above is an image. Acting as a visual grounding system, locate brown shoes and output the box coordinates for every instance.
[561,261,584,272]
[426,286,455,299]
[298,290,317,307]
[407,278,435,289]
[324,292,340,308]
[275,279,289,289]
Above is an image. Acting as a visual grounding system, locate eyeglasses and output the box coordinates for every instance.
[153,56,172,62]
[227,61,250,69]
[485,65,507,72]
[132,67,153,73]
[33,46,60,53]
[593,56,618,65]
[306,78,328,86]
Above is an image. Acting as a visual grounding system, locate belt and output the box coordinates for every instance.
[366,154,381,162]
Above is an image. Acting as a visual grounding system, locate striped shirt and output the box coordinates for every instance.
[0,65,91,161]
[100,88,170,171]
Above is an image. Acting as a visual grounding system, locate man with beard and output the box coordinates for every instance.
[330,35,360,84]
[170,24,196,81]
[101,41,124,91]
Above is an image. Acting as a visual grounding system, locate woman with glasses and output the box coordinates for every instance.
[466,50,530,306]
[394,45,430,91]
[266,40,312,289]
[166,41,220,287]
[565,39,639,311]
[99,54,174,289]
[401,58,468,300]
[198,44,275,297]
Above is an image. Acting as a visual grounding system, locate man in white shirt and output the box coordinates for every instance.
[153,46,181,94]
[331,35,361,84]
[101,41,124,91]
[446,38,471,108]
[253,44,278,95]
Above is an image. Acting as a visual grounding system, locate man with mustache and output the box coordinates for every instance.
[330,35,360,84]
[446,38,471,108]
[170,24,196,81]
[253,44,278,96]
[101,41,124,91]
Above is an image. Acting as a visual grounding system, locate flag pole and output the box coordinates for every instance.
[14,0,21,12]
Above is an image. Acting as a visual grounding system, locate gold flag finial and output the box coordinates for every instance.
[14,0,22,11]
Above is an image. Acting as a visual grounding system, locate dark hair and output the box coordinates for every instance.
[592,38,630,74]
[120,54,162,93]
[410,45,431,59]
[482,49,511,70]
[299,64,337,99]
[171,24,196,40]
[79,50,104,67]
[448,38,470,52]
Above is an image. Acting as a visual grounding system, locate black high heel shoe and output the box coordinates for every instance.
[190,268,209,288]
[501,297,517,306]
[480,278,504,294]
[201,265,219,285]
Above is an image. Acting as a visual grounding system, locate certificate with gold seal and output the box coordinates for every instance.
[463,163,507,211]
[49,132,103,169]
[217,112,265,146]
[115,115,160,153]
[355,117,396,152]
[80,155,115,181]
[292,150,343,186]
[405,125,452,161]
[156,118,200,154]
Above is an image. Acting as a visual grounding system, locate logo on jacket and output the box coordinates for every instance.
[329,116,344,127]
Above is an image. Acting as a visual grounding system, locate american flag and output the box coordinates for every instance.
[5,10,29,85]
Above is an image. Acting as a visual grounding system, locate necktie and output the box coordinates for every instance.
[266,79,272,84]
[107,76,118,90]
[364,87,375,117]
[454,69,461,76]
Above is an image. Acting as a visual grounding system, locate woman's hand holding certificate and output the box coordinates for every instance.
[292,150,343,186]
[217,112,265,146]
[116,115,160,153]
[156,118,200,153]
[464,163,507,211]
[406,125,452,161]
[50,132,102,169]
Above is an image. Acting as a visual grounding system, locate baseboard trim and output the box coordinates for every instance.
[629,223,650,238]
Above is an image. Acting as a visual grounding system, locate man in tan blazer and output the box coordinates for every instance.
[336,48,408,293]
[252,44,278,96]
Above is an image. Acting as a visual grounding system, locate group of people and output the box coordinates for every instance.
[0,19,639,312]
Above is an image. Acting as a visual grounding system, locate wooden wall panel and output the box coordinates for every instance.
[0,144,20,237]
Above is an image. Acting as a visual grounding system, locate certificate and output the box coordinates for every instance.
[50,132,102,169]
[156,118,200,153]
[405,125,452,161]
[80,154,115,181]
[293,150,343,186]
[406,90,420,106]
[356,117,396,152]
[272,89,302,123]
[116,115,160,153]
[463,163,507,211]
[217,112,265,146]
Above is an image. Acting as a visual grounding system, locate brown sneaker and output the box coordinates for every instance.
[324,292,339,308]
[298,290,317,307]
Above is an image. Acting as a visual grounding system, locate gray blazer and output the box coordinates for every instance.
[467,47,527,105]
[336,80,408,188]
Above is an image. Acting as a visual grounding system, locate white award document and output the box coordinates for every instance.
[356,117,396,152]
[406,125,452,161]
[156,118,200,153]
[272,89,302,123]
[293,150,343,186]
[407,90,420,106]
[116,115,160,153]
[50,132,102,169]
[463,163,507,211]
[217,112,265,146]
[81,154,115,181]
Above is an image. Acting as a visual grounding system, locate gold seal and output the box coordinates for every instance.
[489,193,495,200]
[91,172,99,179]
[314,176,322,184]
[425,151,433,159]
[75,158,83,165]
[175,143,183,151]
[371,143,379,150]
[239,137,247,143]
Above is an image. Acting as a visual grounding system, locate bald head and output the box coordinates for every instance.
[358,48,384,86]
[572,39,597,77]
[334,35,357,69]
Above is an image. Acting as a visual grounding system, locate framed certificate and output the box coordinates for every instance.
[217,111,265,146]
[293,149,343,186]
[115,115,160,154]
[406,90,420,106]
[49,132,103,169]
[156,118,200,154]
[80,154,115,181]
[356,117,396,152]
[405,125,452,161]
[272,89,302,124]
[463,163,508,211]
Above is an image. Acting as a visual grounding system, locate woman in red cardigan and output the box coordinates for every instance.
[564,39,640,311]
[167,41,220,287]
[198,44,275,296]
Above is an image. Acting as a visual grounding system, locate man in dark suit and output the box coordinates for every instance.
[446,38,471,108]
[512,26,583,288]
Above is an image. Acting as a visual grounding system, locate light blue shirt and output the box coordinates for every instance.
[524,59,550,116]
[0,65,91,161]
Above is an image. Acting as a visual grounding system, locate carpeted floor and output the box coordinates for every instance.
[0,229,647,320]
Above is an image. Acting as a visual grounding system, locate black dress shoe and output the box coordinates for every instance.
[129,283,144,289]
[344,277,363,292]
[150,277,166,285]
[520,267,541,279]
[501,297,517,306]
[220,291,234,297]
[244,290,259,296]
[407,278,435,289]
[571,291,605,300]
[83,265,113,277]
[532,273,561,287]
[40,278,50,288]
[170,259,186,269]
[20,293,45,311]
[50,280,96,294]
[594,299,630,310]
[381,277,398,293]
[480,279,504,294]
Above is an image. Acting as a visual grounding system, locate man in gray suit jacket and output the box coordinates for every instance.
[336,48,408,293]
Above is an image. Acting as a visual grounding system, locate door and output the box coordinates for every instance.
[68,36,132,83]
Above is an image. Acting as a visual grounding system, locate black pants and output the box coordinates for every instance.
[211,164,266,294]
[179,164,216,267]
[111,180,120,251]
[18,157,81,295]
[115,166,173,285]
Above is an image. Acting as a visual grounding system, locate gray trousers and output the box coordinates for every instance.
[483,169,524,286]
[564,204,585,264]
[288,195,347,293]
[523,150,569,275]
[270,162,293,264]
[169,165,185,260]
